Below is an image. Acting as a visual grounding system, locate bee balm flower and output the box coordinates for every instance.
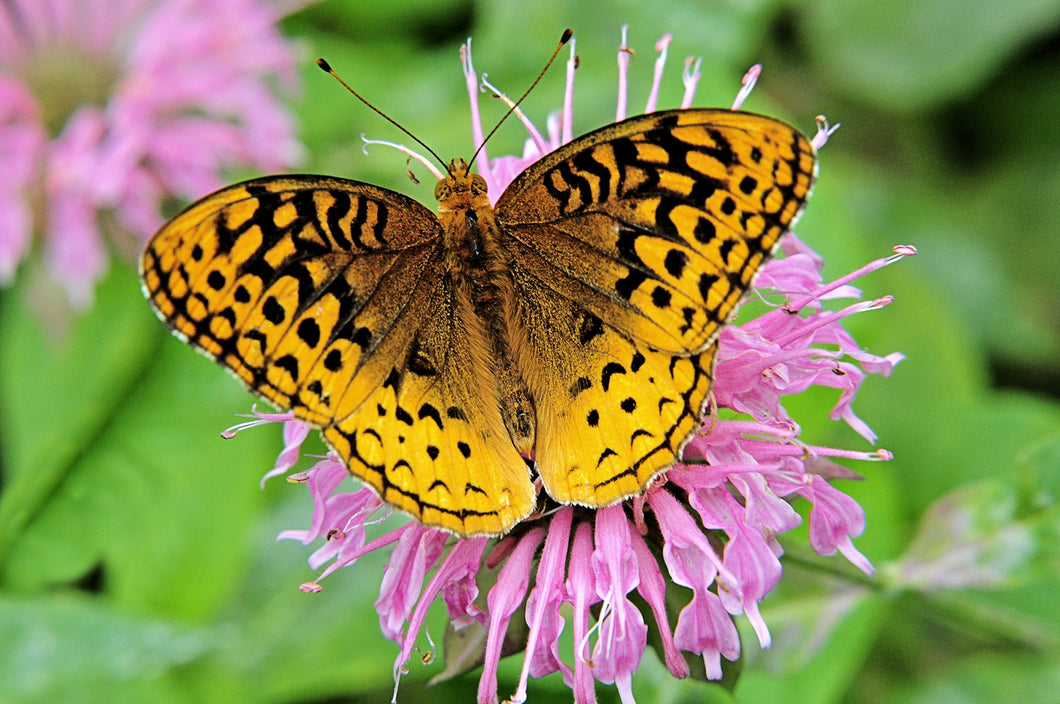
[0,0,303,308]
[226,27,910,704]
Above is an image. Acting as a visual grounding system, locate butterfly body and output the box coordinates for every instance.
[434,158,537,458]
[142,108,817,536]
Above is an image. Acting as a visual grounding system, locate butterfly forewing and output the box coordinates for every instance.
[496,109,817,355]
[495,109,816,507]
[143,177,437,417]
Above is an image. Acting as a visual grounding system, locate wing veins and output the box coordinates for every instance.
[393,279,461,411]
[312,243,441,379]
[321,245,448,428]
[502,220,710,349]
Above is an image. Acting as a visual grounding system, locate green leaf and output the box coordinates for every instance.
[0,266,160,572]
[893,652,1060,704]
[884,480,1046,592]
[0,265,277,618]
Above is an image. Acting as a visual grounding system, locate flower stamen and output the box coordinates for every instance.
[732,64,761,110]
[812,115,841,149]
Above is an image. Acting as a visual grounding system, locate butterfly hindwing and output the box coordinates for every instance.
[506,242,719,505]
[496,109,816,506]
[320,270,535,536]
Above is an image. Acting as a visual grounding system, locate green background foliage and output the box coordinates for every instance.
[2,1,1059,702]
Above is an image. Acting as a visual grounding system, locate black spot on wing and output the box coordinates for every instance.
[207,270,226,290]
[614,269,647,301]
[297,318,320,348]
[418,403,443,429]
[578,312,604,345]
[664,249,687,278]
[324,348,343,371]
[601,362,626,392]
[262,296,285,324]
[465,482,488,497]
[570,376,592,398]
[274,354,298,380]
[651,286,671,308]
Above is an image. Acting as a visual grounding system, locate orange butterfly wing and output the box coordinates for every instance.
[495,109,817,505]
[141,176,534,535]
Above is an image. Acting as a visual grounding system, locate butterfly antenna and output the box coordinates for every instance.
[316,57,448,171]
[467,28,573,171]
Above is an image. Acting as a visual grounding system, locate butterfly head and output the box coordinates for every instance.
[436,158,490,209]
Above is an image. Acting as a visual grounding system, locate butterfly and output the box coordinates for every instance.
[141,107,817,537]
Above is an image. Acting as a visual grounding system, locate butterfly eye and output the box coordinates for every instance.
[434,179,453,202]
[471,174,489,196]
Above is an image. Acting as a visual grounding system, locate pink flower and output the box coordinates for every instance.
[220,27,913,704]
[590,505,649,703]
[0,0,303,308]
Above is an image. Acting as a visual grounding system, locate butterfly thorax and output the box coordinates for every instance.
[434,159,496,281]
[435,159,537,458]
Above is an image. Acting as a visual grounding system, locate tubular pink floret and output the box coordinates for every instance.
[360,136,444,181]
[732,64,761,110]
[258,420,312,486]
[514,508,574,702]
[461,37,500,195]
[477,528,546,704]
[616,24,631,121]
[772,298,892,349]
[221,407,296,439]
[812,115,841,150]
[480,76,549,156]
[561,38,577,144]
[394,536,490,693]
[645,33,673,114]
[787,245,916,313]
[680,56,703,108]
[629,529,690,678]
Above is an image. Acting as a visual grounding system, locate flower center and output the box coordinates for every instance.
[20,44,120,136]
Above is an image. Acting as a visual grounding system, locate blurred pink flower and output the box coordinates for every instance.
[0,0,304,307]
[225,27,912,704]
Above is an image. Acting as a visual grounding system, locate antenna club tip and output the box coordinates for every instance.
[316,57,332,72]
[560,28,573,44]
